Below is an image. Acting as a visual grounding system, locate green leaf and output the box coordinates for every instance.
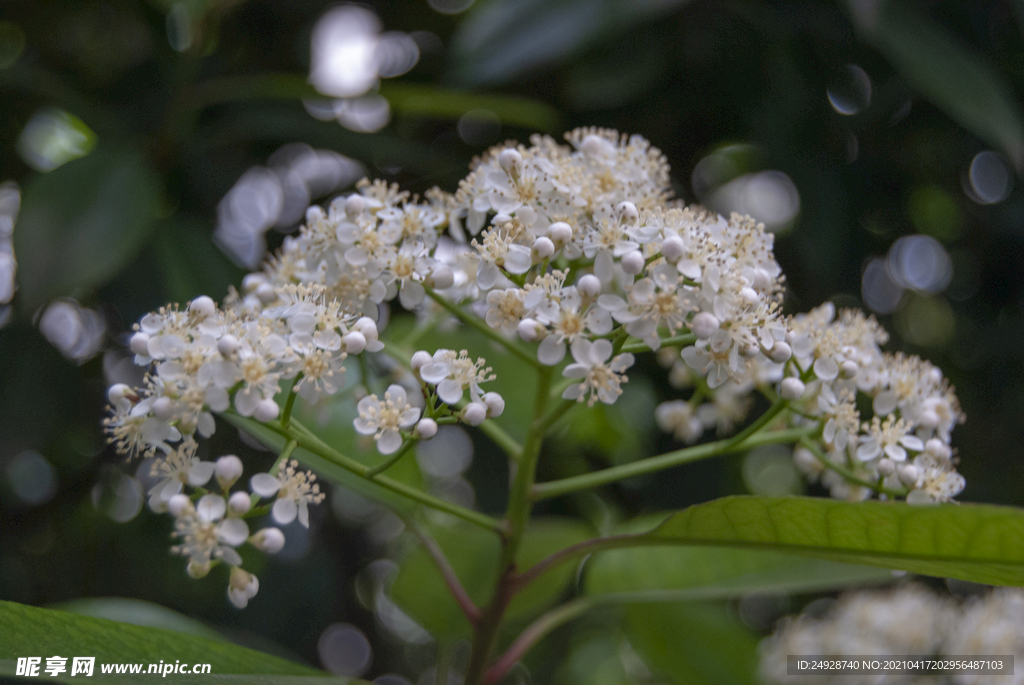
[649,496,1024,586]
[13,145,163,310]
[389,518,592,638]
[625,601,758,685]
[449,0,693,87]
[49,598,226,643]
[0,600,365,684]
[586,545,894,599]
[848,0,1024,169]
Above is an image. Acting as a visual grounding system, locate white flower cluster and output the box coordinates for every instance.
[783,303,965,503]
[760,584,1024,685]
[145,441,322,608]
[104,126,973,607]
[105,284,380,459]
[654,301,966,503]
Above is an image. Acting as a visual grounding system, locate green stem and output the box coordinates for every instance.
[365,438,417,478]
[531,425,816,500]
[280,376,300,430]
[619,333,697,354]
[271,440,298,475]
[424,287,542,370]
[246,415,503,532]
[464,365,554,684]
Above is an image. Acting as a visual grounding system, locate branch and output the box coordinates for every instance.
[226,412,504,533]
[484,597,593,684]
[619,332,697,354]
[408,522,482,626]
[531,425,816,500]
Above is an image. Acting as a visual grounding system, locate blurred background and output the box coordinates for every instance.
[1,0,1023,683]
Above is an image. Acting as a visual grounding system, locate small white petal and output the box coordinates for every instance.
[250,473,282,497]
[272,498,298,525]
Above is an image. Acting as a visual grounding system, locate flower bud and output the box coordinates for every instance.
[532,236,555,261]
[621,251,645,275]
[780,377,806,401]
[767,341,792,363]
[752,269,772,290]
[129,332,150,356]
[227,567,259,608]
[462,402,487,426]
[841,360,859,378]
[411,350,433,371]
[255,283,277,305]
[228,491,252,516]
[898,464,920,487]
[498,148,523,175]
[493,213,512,225]
[342,331,366,354]
[482,392,505,418]
[739,287,760,305]
[187,560,211,579]
[344,194,365,218]
[414,418,438,440]
[168,493,192,517]
[661,236,685,262]
[216,454,244,489]
[428,265,454,290]
[353,317,378,338]
[153,396,176,421]
[107,383,131,405]
[580,134,610,157]
[877,458,895,477]
[250,527,285,553]
[688,312,720,340]
[518,318,544,342]
[253,398,280,423]
[577,274,601,298]
[617,201,639,225]
[189,295,216,321]
[217,334,240,357]
[925,438,951,461]
[548,222,573,244]
[241,273,267,293]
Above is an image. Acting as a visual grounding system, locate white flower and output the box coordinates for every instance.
[147,439,215,510]
[562,338,635,406]
[856,417,924,462]
[352,384,421,454]
[170,493,250,569]
[419,350,495,404]
[250,459,326,527]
